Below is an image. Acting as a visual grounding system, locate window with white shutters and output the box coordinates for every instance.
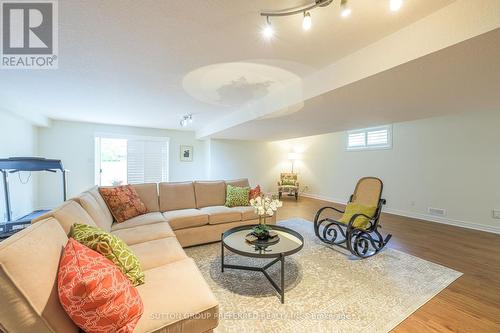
[95,134,169,186]
[346,125,392,151]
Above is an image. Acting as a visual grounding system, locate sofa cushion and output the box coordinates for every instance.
[134,259,218,333]
[73,192,113,231]
[87,186,114,225]
[70,224,145,286]
[110,212,166,231]
[99,185,148,223]
[129,237,187,271]
[0,218,79,333]
[226,178,250,188]
[201,206,242,225]
[111,222,175,246]
[31,200,97,235]
[162,209,209,231]
[159,181,196,211]
[233,206,259,221]
[175,219,262,247]
[58,238,143,333]
[194,181,226,208]
[131,183,159,212]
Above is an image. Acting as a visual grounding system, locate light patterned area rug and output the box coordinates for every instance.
[185,218,462,333]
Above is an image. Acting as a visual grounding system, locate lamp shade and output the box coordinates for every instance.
[288,152,300,161]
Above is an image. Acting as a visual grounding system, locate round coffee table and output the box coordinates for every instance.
[221,225,304,303]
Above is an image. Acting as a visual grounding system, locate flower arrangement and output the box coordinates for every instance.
[249,194,283,240]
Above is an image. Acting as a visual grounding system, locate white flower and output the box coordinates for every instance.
[250,193,282,216]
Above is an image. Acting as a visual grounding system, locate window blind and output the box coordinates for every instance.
[347,125,392,150]
[127,139,169,184]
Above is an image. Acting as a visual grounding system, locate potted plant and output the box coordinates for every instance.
[249,195,283,240]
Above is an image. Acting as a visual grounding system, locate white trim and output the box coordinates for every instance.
[302,193,500,235]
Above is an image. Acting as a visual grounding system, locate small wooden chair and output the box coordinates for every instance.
[313,177,391,258]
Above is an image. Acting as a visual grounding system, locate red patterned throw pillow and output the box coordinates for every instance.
[249,185,262,199]
[99,185,147,223]
[58,238,144,333]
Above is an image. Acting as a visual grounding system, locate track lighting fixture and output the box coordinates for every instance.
[180,114,193,127]
[259,0,405,35]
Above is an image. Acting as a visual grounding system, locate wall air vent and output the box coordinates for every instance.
[428,207,446,217]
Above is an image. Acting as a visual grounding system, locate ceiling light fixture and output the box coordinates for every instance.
[262,16,274,39]
[302,12,312,30]
[340,0,351,17]
[260,0,403,33]
[390,0,403,12]
[180,114,193,127]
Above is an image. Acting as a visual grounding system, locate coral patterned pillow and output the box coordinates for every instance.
[58,238,144,333]
[249,185,262,200]
[99,185,147,223]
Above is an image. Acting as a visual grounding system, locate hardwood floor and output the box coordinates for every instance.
[276,196,500,333]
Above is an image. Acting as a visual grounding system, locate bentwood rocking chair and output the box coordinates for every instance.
[313,177,392,258]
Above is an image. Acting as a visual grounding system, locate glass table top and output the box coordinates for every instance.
[222,225,304,258]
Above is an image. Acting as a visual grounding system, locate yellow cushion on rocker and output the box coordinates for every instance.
[339,203,377,229]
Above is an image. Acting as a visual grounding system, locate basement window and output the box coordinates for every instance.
[95,134,169,186]
[346,125,392,151]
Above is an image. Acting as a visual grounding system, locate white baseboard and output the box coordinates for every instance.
[302,193,500,235]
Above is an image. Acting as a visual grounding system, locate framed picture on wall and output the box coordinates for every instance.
[180,145,193,162]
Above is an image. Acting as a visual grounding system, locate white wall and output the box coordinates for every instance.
[0,111,37,220]
[31,110,500,234]
[37,120,206,209]
[207,139,279,191]
[268,110,500,232]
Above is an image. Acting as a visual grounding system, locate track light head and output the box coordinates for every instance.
[390,0,403,12]
[340,0,351,17]
[262,16,274,39]
[302,12,312,30]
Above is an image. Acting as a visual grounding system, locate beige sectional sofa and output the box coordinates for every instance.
[0,178,273,333]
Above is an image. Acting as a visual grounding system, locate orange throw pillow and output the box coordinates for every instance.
[249,185,262,199]
[99,185,147,223]
[58,238,144,333]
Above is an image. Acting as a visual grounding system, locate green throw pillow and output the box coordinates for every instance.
[339,203,377,230]
[225,185,250,207]
[70,223,145,286]
[282,178,296,186]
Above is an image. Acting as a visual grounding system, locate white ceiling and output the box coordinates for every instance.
[0,0,458,133]
[211,28,500,140]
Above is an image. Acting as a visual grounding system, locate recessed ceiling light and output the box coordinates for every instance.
[390,0,403,12]
[302,12,312,30]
